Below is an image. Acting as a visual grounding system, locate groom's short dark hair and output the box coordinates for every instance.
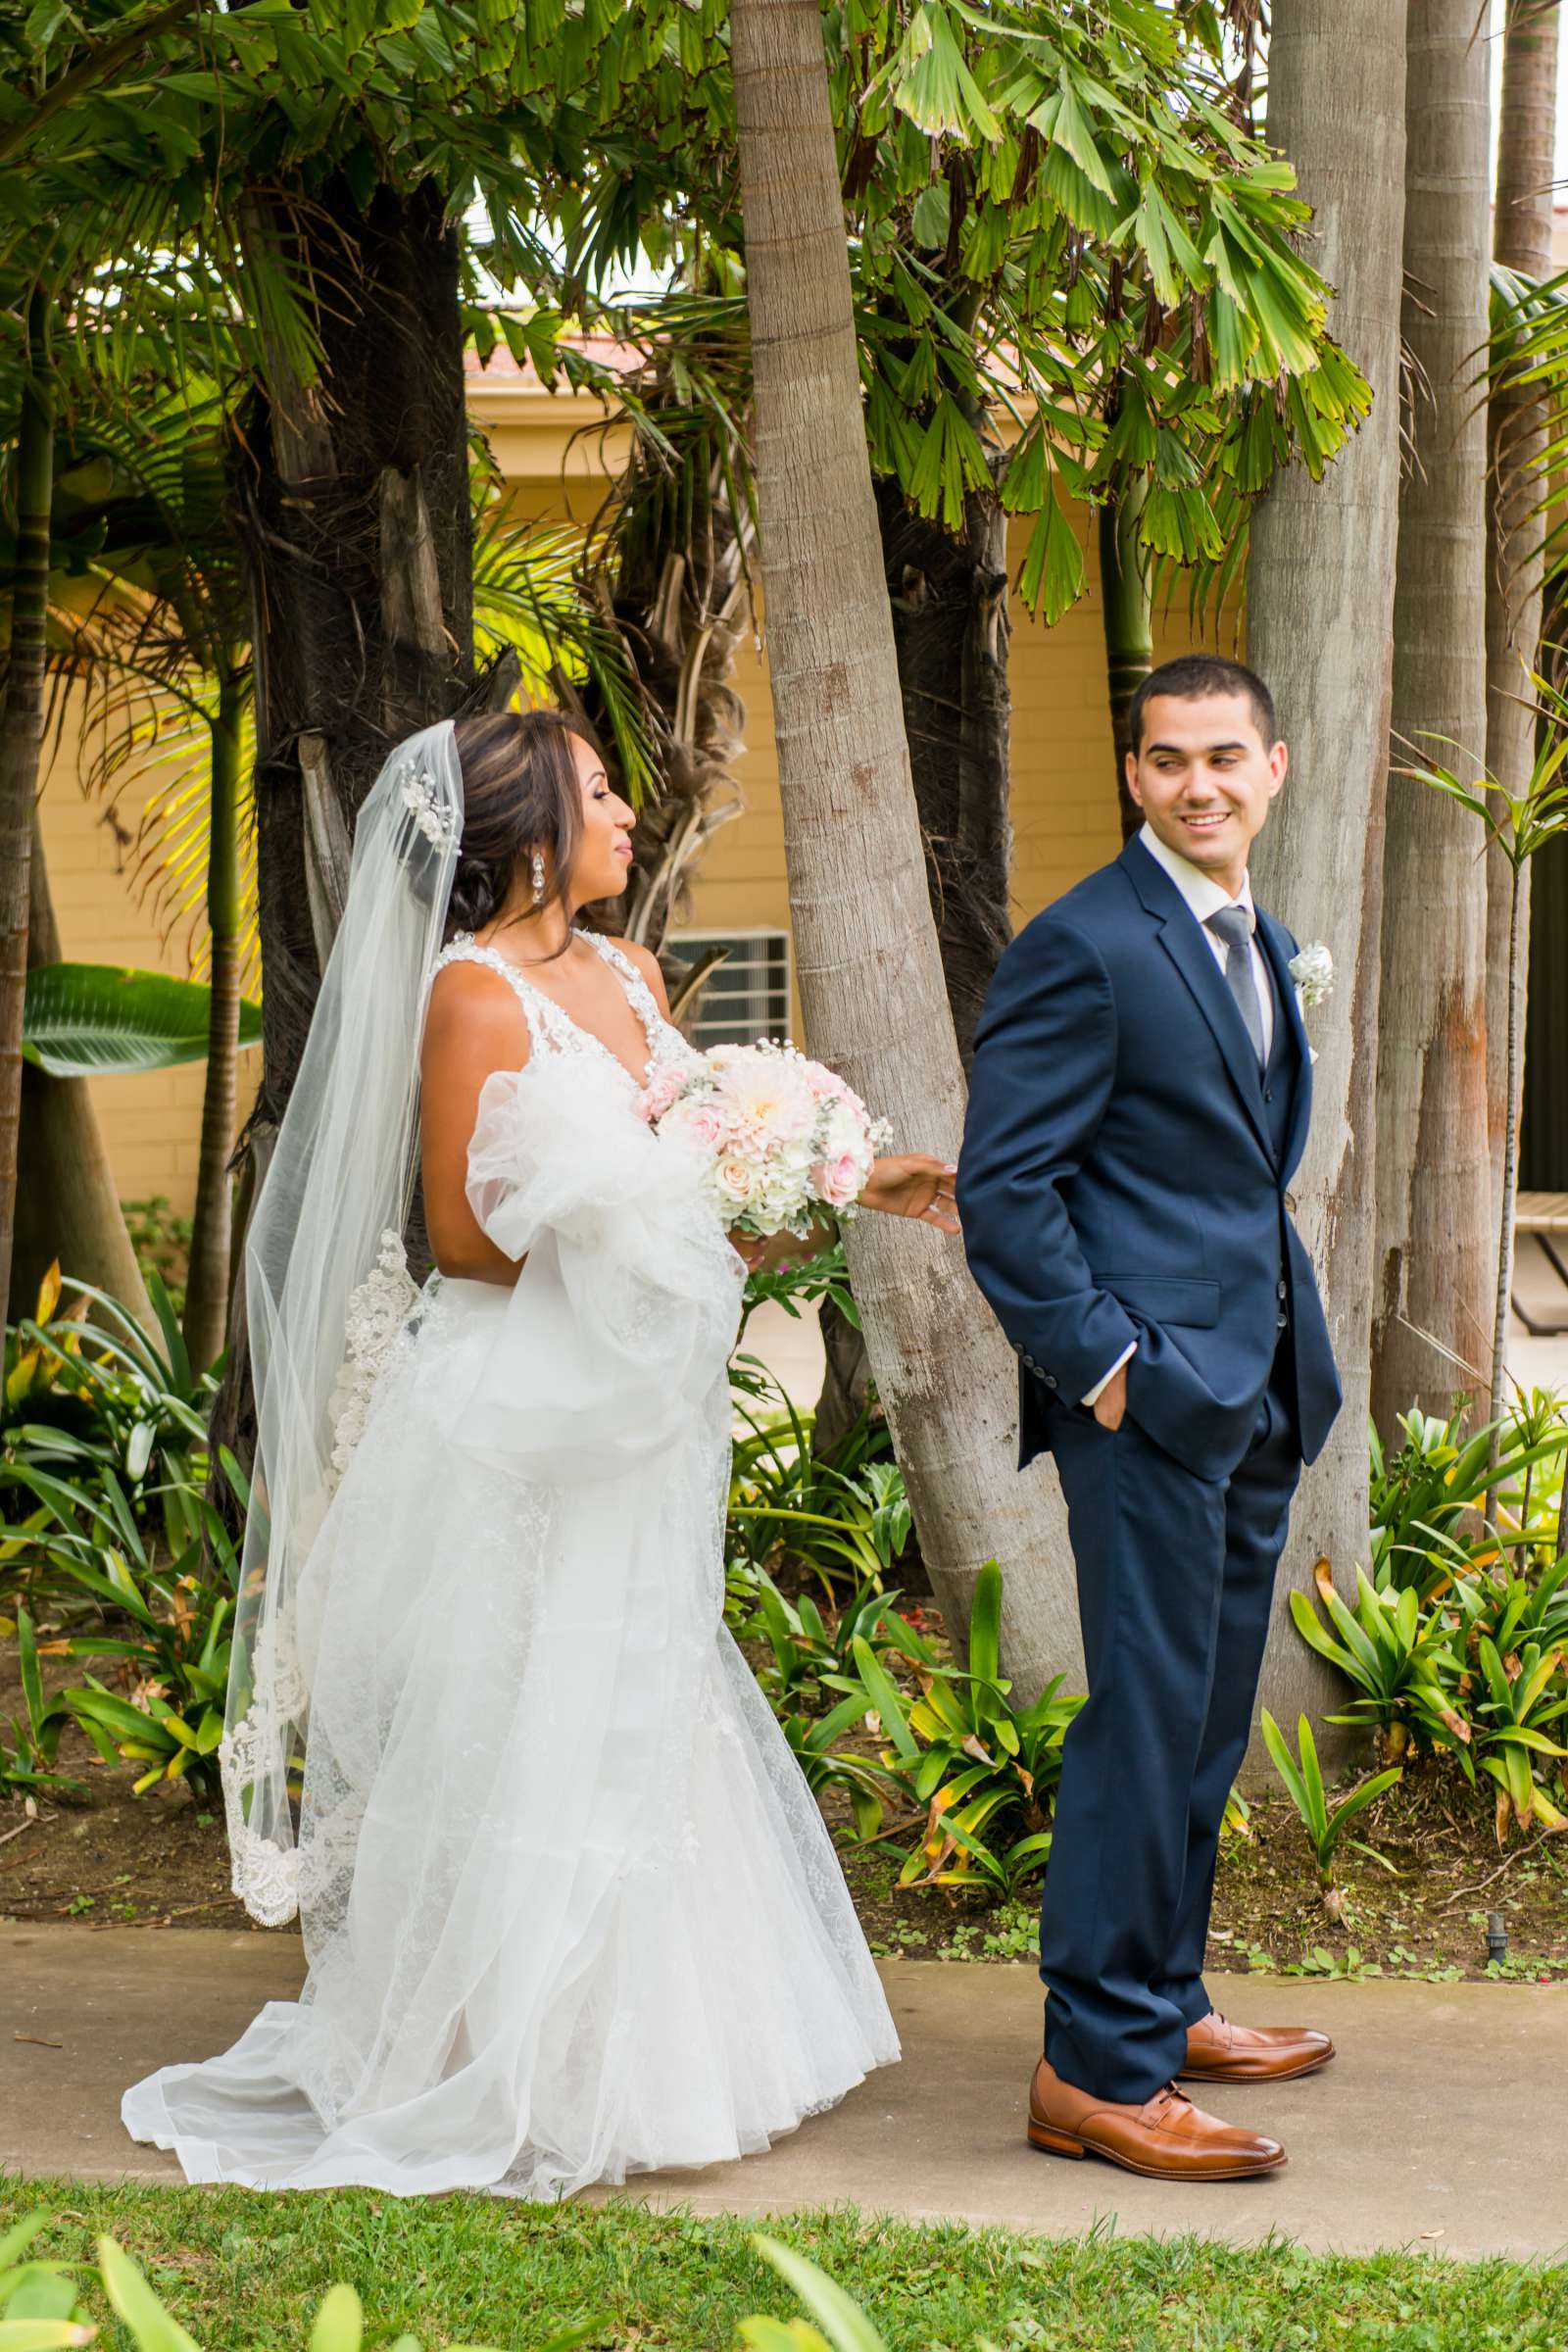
[1128,657,1277,754]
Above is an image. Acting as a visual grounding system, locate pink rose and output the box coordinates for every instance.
[681,1102,729,1152]
[634,1065,689,1123]
[816,1152,863,1206]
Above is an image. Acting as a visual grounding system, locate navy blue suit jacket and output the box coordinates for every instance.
[957,836,1342,1486]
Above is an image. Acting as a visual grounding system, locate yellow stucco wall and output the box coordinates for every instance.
[36,373,1229,1215]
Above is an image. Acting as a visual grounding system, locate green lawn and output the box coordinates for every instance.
[3,2180,1565,2352]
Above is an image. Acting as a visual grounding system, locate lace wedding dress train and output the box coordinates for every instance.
[122,933,899,2196]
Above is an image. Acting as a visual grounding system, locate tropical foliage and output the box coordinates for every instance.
[1291,1394,1568,1843]
[0,1264,236,1797]
[1258,1709,1402,1921]
[22,963,261,1079]
[564,0,1371,623]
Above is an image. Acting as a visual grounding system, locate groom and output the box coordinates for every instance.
[957,655,1343,2181]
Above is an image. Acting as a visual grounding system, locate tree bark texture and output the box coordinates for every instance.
[1488,857,1527,1445]
[0,288,54,1318]
[233,174,476,1138]
[10,812,155,1332]
[1246,0,1406,1740]
[814,451,1015,1458]
[874,473,1013,1068]
[1100,478,1152,845]
[730,0,1082,1690]
[569,396,754,967]
[1372,0,1494,1433]
[1485,1,1559,1219]
[181,667,244,1375]
[213,174,476,1484]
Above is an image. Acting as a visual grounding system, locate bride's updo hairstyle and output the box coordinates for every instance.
[447,710,586,948]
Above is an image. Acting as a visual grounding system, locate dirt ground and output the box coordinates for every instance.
[5,1626,1566,1977]
[840,1765,1568,1983]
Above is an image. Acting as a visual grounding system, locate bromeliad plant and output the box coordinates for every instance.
[1258,1711,1403,1922]
[1369,1401,1568,1596]
[2,1264,220,1610]
[20,1489,240,1800]
[737,1569,923,1712]
[728,1390,910,1596]
[1466,1638,1568,1839]
[1,1604,84,1800]
[774,1691,908,1845]
[849,1558,1081,1898]
[2,1264,243,1801]
[1289,1558,1471,1766]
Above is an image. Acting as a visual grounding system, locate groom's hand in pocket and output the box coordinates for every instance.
[1092,1361,1129,1432]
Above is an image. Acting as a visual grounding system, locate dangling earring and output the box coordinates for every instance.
[530,850,546,908]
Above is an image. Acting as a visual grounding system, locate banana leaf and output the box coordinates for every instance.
[23,961,261,1077]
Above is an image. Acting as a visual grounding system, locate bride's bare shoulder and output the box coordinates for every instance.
[423,956,532,1071]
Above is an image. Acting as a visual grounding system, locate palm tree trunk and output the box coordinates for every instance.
[235,174,475,1131]
[11,811,155,1331]
[815,423,1014,1460]
[213,174,476,1483]
[1246,0,1406,1738]
[1485,2,1558,1225]
[1371,0,1494,1433]
[874,470,1013,1067]
[1100,476,1152,844]
[1491,856,1528,1440]
[0,287,54,1315]
[181,665,244,1373]
[730,0,1081,1690]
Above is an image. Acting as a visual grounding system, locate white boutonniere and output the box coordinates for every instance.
[1289,942,1333,1063]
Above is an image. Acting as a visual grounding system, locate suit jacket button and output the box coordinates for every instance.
[1277,1311,1289,1331]
[1046,1374,1057,1389]
[1277,1279,1288,1300]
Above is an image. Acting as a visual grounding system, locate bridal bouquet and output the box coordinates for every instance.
[635,1040,892,1238]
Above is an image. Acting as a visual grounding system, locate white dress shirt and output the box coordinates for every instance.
[1136,821,1273,1056]
[1080,823,1271,1407]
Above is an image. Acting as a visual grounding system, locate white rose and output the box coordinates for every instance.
[713,1156,756,1207]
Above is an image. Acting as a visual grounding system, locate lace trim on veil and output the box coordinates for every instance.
[221,928,694,1927]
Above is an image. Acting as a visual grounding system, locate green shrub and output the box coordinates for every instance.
[1258,1711,1402,1920]
[1283,1397,1568,1846]
[1290,1559,1471,1764]
[1370,1399,1567,1595]
[2,1267,240,1804]
[845,1559,1080,1898]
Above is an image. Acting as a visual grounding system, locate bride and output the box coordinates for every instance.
[122,710,958,2197]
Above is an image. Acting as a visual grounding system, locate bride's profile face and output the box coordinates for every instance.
[563,733,635,902]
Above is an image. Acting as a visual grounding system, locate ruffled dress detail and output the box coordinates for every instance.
[121,932,899,2195]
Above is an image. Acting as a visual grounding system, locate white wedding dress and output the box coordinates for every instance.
[122,931,899,2195]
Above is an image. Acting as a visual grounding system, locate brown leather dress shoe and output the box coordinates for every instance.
[1180,2011,1334,2083]
[1026,2054,1286,2180]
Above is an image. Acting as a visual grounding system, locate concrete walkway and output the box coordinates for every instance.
[4,1925,1565,2262]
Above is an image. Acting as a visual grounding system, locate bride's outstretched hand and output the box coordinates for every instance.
[860,1154,960,1234]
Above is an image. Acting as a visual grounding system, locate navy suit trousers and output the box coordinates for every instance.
[1037,1356,1300,2104]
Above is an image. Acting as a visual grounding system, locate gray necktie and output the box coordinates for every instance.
[1205,905,1264,1066]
